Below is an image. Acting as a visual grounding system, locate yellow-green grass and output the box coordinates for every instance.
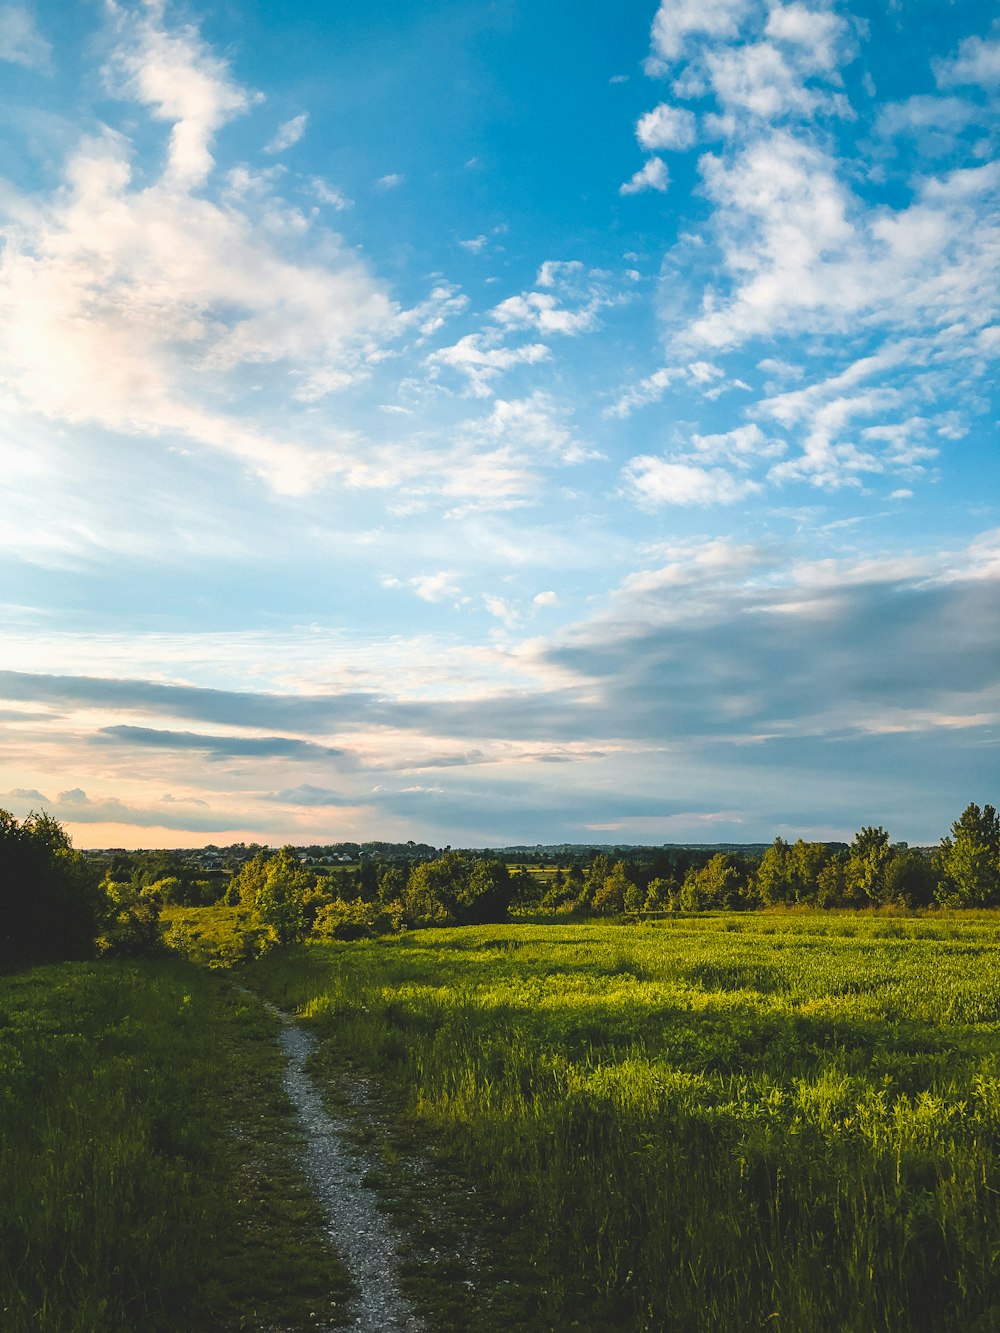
[0,958,352,1331]
[245,913,1000,1332]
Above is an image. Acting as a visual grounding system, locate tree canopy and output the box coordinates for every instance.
[0,810,104,964]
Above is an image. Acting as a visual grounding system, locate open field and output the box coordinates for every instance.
[245,913,1000,1332]
[0,958,351,1331]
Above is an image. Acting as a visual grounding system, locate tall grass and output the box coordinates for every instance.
[248,913,1000,1331]
[0,958,351,1331]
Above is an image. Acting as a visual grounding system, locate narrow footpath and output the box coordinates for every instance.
[266,1000,422,1332]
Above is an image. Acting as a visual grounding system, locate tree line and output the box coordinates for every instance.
[520,805,1000,915]
[225,803,1000,943]
[2,802,998,964]
[226,846,515,944]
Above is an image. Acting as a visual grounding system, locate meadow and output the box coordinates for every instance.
[245,912,1000,1332]
[0,957,352,1331]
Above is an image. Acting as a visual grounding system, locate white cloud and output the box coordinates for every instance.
[459,235,488,253]
[758,349,933,488]
[475,392,590,464]
[606,367,673,417]
[679,134,1000,355]
[691,422,784,465]
[764,5,849,73]
[483,594,519,626]
[375,172,404,190]
[620,157,669,195]
[310,177,353,209]
[0,7,402,495]
[623,457,760,506]
[935,35,1000,89]
[409,571,464,603]
[492,291,598,336]
[536,260,583,288]
[383,392,591,516]
[875,95,981,142]
[607,360,731,417]
[265,112,308,153]
[706,42,822,121]
[648,0,750,67]
[426,333,550,397]
[406,282,469,338]
[489,264,622,339]
[493,262,621,335]
[104,0,256,188]
[0,3,50,69]
[533,590,559,608]
[687,359,724,384]
[636,103,697,151]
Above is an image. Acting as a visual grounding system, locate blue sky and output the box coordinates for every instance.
[0,0,996,848]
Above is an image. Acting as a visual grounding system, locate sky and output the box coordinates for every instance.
[0,0,997,849]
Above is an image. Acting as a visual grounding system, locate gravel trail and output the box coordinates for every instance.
[268,1004,422,1332]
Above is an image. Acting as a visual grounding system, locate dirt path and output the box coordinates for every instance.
[267,1002,422,1332]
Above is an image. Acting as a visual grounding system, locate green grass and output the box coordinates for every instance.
[244,913,1000,1332]
[0,958,352,1331]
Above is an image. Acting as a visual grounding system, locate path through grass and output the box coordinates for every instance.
[0,958,353,1331]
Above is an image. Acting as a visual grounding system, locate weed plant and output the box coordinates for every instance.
[247,913,1000,1332]
[0,958,351,1330]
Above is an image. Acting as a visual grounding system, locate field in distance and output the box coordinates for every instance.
[244,912,1000,1333]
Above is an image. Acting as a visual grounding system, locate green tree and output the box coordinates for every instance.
[755,839,795,905]
[232,848,315,944]
[592,861,633,916]
[680,854,747,911]
[459,858,513,924]
[935,803,1000,907]
[623,880,644,914]
[580,852,610,909]
[510,866,542,911]
[229,852,269,909]
[97,879,165,957]
[357,857,379,902]
[404,852,469,925]
[846,826,892,905]
[815,856,847,907]
[791,840,831,902]
[0,810,105,964]
[883,847,936,907]
[644,877,673,910]
[378,865,406,902]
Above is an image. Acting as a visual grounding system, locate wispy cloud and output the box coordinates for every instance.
[426,332,550,397]
[623,458,760,507]
[0,5,401,494]
[310,177,354,209]
[0,3,51,70]
[265,112,309,153]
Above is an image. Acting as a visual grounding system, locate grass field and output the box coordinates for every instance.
[0,958,352,1331]
[245,913,1000,1332]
